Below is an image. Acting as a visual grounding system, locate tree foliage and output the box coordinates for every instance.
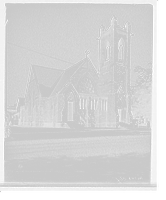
[131,66,152,120]
[4,111,11,138]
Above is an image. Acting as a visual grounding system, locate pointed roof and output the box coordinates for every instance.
[30,65,64,97]
[32,65,64,88]
[50,58,89,96]
[37,84,52,97]
[28,56,98,98]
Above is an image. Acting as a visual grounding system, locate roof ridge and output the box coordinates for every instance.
[64,57,87,71]
[32,64,65,71]
[68,57,88,79]
[50,71,65,91]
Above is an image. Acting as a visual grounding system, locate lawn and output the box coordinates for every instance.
[5,154,150,184]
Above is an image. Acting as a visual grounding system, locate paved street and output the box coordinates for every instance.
[5,134,150,160]
[7,126,150,140]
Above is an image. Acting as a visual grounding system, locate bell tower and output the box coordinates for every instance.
[98,17,132,125]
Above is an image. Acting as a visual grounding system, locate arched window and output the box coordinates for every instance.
[106,41,112,61]
[95,99,97,110]
[105,100,107,111]
[118,38,125,60]
[102,100,105,111]
[106,43,110,61]
[82,98,84,109]
[93,99,96,110]
[79,98,82,109]
[91,98,93,110]
[100,99,102,111]
[103,100,105,111]
[85,99,88,109]
[68,92,74,102]
[118,45,123,60]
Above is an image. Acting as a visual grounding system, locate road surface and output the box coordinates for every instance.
[5,134,150,160]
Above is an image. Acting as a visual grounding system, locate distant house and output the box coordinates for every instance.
[7,105,18,126]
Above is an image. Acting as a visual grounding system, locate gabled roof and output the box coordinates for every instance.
[32,65,64,88]
[31,65,65,97]
[38,84,53,97]
[28,56,98,98]
[50,58,89,96]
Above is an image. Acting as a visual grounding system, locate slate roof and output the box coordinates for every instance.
[39,84,51,97]
[31,65,65,97]
[30,57,98,98]
[50,58,89,96]
[32,65,64,88]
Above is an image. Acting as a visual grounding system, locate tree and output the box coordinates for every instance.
[131,66,152,124]
[4,111,11,138]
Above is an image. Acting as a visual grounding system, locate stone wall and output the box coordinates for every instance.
[50,94,65,127]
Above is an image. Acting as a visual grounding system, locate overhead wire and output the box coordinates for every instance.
[7,42,74,64]
[7,42,74,65]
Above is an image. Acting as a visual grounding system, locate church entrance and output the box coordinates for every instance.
[117,95,127,123]
[67,101,74,121]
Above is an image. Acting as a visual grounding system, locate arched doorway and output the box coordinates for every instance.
[67,92,74,121]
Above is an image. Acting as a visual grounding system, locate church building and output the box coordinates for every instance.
[18,17,132,129]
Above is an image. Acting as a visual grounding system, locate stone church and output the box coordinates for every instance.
[18,17,132,128]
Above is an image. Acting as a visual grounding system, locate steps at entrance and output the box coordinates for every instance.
[65,122,84,129]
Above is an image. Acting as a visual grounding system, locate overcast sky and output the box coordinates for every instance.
[6,3,153,106]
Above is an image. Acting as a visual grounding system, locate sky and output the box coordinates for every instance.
[6,3,153,106]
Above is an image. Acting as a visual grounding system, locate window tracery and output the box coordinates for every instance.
[78,76,95,94]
